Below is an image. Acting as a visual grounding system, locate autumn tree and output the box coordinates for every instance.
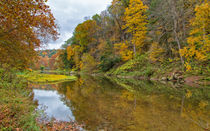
[0,0,58,69]
[56,0,209,75]
[114,42,133,61]
[49,53,59,70]
[124,0,148,55]
[75,20,98,49]
[181,1,210,71]
[108,0,127,42]
[146,0,203,64]
[80,53,97,72]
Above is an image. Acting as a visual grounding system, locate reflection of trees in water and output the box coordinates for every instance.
[30,83,60,90]
[56,76,209,131]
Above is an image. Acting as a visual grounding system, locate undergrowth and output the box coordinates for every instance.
[106,54,210,81]
[0,67,40,130]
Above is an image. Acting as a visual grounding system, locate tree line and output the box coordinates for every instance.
[57,0,209,73]
[0,0,209,72]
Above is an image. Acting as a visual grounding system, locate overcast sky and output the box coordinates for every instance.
[44,0,112,49]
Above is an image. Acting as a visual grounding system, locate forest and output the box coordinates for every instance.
[0,0,209,76]
[44,0,210,80]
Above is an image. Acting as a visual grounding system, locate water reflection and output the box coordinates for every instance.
[31,76,210,131]
[33,89,75,121]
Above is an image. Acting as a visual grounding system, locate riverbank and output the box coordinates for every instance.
[0,68,82,130]
[0,68,40,130]
[106,55,210,87]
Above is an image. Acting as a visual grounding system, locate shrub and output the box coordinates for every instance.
[98,55,121,72]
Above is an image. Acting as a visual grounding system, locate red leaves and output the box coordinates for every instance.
[39,120,84,131]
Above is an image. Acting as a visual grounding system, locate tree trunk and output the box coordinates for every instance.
[171,0,184,65]
[174,30,184,65]
[133,43,136,56]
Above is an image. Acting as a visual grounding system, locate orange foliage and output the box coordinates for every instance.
[0,0,58,69]
[114,42,133,61]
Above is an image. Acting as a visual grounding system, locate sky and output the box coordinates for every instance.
[45,0,112,49]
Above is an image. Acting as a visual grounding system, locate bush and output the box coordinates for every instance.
[81,53,97,72]
[98,55,121,72]
[111,54,148,75]
[40,66,45,72]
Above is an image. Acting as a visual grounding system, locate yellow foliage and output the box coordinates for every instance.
[66,45,84,70]
[199,101,208,109]
[124,0,148,53]
[81,53,97,72]
[75,20,98,46]
[22,73,77,83]
[149,42,165,62]
[185,89,192,98]
[168,58,173,63]
[184,62,192,72]
[67,46,74,60]
[181,2,210,69]
[114,42,133,61]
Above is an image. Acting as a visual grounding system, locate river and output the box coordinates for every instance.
[30,75,210,131]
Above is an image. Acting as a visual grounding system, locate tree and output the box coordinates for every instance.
[0,0,58,69]
[114,42,133,61]
[49,53,59,70]
[75,20,98,49]
[181,2,210,71]
[81,53,97,72]
[124,0,148,55]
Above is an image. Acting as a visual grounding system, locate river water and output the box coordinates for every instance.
[30,76,210,131]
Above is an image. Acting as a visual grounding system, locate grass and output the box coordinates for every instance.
[107,54,155,77]
[19,72,77,83]
[0,68,40,130]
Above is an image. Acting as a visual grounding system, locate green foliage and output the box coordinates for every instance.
[39,50,57,58]
[40,66,45,72]
[98,54,121,72]
[60,50,75,69]
[81,53,97,72]
[120,0,130,7]
[111,54,148,75]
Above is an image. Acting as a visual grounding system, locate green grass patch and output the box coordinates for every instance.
[19,72,77,83]
[107,54,155,77]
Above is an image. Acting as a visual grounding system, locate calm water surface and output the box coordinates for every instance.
[31,76,210,131]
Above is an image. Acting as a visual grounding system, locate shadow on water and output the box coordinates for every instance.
[31,75,210,131]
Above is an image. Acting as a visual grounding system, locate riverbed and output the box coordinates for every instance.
[30,75,210,131]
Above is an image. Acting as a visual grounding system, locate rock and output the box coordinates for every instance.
[179,80,185,83]
[161,77,168,81]
[168,75,174,81]
[170,71,183,81]
[70,71,75,74]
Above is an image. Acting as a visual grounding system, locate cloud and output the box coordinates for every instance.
[45,0,112,49]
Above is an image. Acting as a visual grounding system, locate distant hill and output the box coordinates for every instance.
[39,49,57,58]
